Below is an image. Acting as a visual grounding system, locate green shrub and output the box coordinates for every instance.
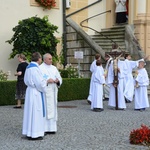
[0,81,16,105]
[58,78,90,101]
[0,78,90,105]
[59,70,69,78]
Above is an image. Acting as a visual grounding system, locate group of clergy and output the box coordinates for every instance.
[88,52,150,112]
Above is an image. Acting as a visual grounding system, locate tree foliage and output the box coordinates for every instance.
[6,16,59,61]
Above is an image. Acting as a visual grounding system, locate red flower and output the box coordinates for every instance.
[129,124,150,146]
[35,0,56,10]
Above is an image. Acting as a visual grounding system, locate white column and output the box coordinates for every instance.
[137,0,146,14]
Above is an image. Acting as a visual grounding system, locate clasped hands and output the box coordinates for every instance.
[47,78,59,84]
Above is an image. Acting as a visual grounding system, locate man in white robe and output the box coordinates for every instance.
[91,60,105,112]
[22,52,51,140]
[103,55,112,100]
[107,59,127,109]
[39,53,62,134]
[123,54,145,102]
[134,60,149,111]
[87,54,101,104]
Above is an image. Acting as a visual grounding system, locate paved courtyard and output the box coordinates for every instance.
[0,100,150,150]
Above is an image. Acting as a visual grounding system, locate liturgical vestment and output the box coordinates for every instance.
[22,62,47,138]
[40,63,62,132]
[107,60,127,109]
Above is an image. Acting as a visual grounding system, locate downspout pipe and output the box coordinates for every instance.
[62,0,67,67]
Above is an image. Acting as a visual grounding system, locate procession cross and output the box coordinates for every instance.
[105,50,125,110]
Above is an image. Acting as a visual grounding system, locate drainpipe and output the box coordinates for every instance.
[62,0,67,67]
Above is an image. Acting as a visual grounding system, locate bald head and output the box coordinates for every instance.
[43,53,52,65]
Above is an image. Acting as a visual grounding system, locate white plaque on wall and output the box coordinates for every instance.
[74,51,83,59]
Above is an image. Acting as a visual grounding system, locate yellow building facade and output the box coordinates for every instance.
[0,0,149,79]
[65,0,150,56]
[106,0,150,55]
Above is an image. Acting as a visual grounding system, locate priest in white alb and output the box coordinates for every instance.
[107,58,127,110]
[40,53,62,134]
[22,52,50,140]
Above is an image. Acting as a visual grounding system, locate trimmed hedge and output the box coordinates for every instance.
[0,81,16,106]
[0,78,90,106]
[58,78,90,101]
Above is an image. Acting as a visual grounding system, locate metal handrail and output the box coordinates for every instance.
[80,10,111,24]
[80,10,127,52]
[80,10,117,45]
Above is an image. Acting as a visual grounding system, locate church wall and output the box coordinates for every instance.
[0,0,62,80]
[137,0,146,13]
[106,0,116,28]
[1,0,150,80]
[66,0,88,32]
[88,0,107,35]
[134,0,150,56]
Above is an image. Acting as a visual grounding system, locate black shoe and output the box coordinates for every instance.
[125,99,131,103]
[93,108,96,112]
[118,108,126,111]
[27,136,43,140]
[140,108,146,112]
[134,109,140,111]
[13,106,22,109]
[93,108,104,112]
[103,98,109,101]
[45,132,56,135]
[87,100,91,105]
[93,108,98,112]
[100,108,104,111]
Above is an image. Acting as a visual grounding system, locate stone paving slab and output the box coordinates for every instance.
[0,100,150,150]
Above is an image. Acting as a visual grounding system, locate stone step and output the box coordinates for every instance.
[94,38,124,43]
[101,28,125,32]
[95,41,125,46]
[91,35,125,40]
[101,24,127,32]
[98,47,126,51]
[90,25,126,53]
[100,30,125,35]
[93,32,125,37]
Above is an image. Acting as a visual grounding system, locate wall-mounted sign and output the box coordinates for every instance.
[74,51,83,59]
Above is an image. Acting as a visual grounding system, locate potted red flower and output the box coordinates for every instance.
[35,0,56,10]
[129,124,150,146]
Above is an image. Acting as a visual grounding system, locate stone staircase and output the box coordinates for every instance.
[91,25,150,96]
[66,23,127,77]
[90,25,126,53]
